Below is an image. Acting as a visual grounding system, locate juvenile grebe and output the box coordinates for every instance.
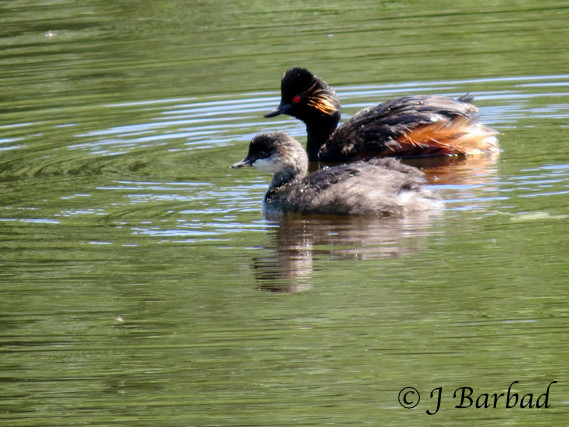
[265,68,499,162]
[231,132,443,216]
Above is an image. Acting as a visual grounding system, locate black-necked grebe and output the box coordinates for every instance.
[231,132,443,216]
[264,68,499,162]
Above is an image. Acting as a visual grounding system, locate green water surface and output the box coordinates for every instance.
[1,1,569,425]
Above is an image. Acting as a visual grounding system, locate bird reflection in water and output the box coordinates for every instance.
[403,152,500,186]
[253,212,441,292]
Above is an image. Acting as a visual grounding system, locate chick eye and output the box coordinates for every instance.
[292,95,301,104]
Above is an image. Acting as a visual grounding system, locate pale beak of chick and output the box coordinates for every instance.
[231,158,253,168]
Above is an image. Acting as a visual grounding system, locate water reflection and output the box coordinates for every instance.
[253,212,441,292]
[404,153,499,185]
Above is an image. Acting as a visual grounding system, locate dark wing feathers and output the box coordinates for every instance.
[319,95,479,160]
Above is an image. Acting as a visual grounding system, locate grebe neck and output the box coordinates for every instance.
[305,117,338,162]
[269,164,306,190]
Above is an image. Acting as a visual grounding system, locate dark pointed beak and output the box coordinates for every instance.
[231,158,252,168]
[264,103,292,118]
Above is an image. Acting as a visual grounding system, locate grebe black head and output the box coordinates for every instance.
[232,132,443,216]
[264,68,341,161]
[264,68,499,162]
[264,68,341,122]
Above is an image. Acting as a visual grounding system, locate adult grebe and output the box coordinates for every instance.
[265,68,499,162]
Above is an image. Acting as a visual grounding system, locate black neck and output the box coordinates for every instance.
[305,119,338,162]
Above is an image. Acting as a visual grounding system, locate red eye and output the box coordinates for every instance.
[292,95,301,104]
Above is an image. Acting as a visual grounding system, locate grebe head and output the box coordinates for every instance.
[232,132,308,176]
[264,68,341,123]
